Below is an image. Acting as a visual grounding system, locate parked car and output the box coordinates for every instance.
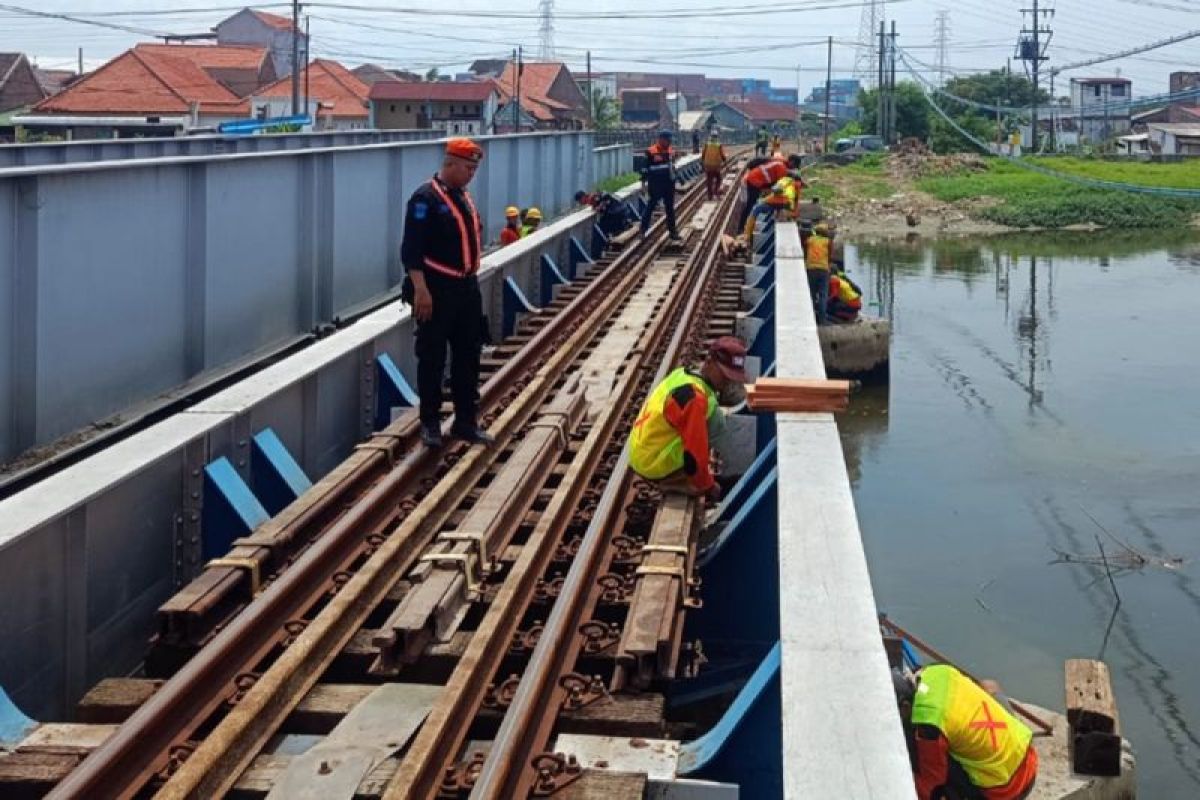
[834,135,886,153]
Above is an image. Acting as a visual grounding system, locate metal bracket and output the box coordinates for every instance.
[353,441,396,466]
[418,551,482,594]
[635,564,688,580]
[640,544,690,556]
[208,555,263,596]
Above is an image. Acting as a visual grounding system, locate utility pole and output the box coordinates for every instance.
[586,50,593,128]
[823,36,832,154]
[516,46,523,133]
[303,15,310,123]
[674,76,681,133]
[1017,0,1053,152]
[77,47,83,76]
[291,0,301,116]
[888,21,897,143]
[876,21,885,138]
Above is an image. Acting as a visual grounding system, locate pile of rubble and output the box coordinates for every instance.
[887,144,988,180]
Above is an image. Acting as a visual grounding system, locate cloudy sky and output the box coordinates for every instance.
[2,1,1196,97]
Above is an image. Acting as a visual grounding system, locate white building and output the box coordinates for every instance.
[1147,123,1200,156]
[1069,77,1132,144]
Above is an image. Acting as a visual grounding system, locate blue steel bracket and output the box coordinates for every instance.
[0,686,36,747]
[677,642,783,800]
[250,428,312,517]
[691,467,780,645]
[746,282,776,320]
[503,275,539,338]
[591,224,609,260]
[712,437,777,525]
[202,456,270,559]
[376,352,418,431]
[569,235,594,278]
[540,254,569,306]
[748,262,775,290]
[747,310,776,367]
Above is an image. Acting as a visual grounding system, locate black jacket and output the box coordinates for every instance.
[400,175,482,279]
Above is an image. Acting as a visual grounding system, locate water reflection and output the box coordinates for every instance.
[839,229,1200,796]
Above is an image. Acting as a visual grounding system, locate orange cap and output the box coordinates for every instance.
[446,137,483,163]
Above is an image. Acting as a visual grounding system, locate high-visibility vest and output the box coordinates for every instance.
[912,665,1034,790]
[701,141,725,169]
[628,367,717,480]
[424,179,482,277]
[805,234,831,271]
[830,274,861,308]
[520,224,539,238]
[746,160,789,190]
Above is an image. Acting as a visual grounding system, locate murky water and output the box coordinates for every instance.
[838,230,1200,798]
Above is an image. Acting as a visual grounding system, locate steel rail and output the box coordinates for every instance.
[47,176,706,800]
[471,169,742,798]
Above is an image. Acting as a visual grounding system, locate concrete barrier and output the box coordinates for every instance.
[772,223,914,798]
[0,203,603,720]
[0,132,630,462]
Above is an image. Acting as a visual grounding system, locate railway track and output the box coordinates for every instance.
[29,158,750,800]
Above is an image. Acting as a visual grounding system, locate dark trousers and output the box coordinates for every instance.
[737,184,759,233]
[414,274,483,430]
[704,170,721,199]
[807,269,830,325]
[639,184,679,237]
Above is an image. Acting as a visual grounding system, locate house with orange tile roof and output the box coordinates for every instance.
[214,8,307,79]
[492,62,588,131]
[252,59,371,130]
[23,44,266,138]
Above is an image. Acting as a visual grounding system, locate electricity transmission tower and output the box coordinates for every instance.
[934,10,950,86]
[538,0,555,60]
[854,0,884,88]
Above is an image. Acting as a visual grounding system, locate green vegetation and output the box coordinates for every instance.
[595,171,640,194]
[918,158,1200,229]
[804,153,891,210]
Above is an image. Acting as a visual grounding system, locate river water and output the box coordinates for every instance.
[837,230,1200,798]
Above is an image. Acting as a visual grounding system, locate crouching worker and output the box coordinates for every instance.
[894,665,1039,800]
[827,272,863,322]
[628,336,749,501]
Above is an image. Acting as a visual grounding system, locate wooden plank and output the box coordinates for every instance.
[555,770,648,800]
[1065,658,1122,777]
[1065,658,1119,735]
[0,752,85,799]
[744,378,850,413]
[77,678,163,723]
[17,723,116,753]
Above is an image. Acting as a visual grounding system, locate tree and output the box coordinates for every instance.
[929,110,995,153]
[589,88,620,131]
[424,67,440,82]
[942,69,1049,109]
[858,82,931,142]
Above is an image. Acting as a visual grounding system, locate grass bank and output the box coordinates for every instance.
[917,157,1200,229]
[595,171,640,194]
[804,153,893,210]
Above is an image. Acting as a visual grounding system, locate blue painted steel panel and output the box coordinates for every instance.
[747,283,775,320]
[678,642,783,798]
[251,428,312,516]
[748,311,776,366]
[202,456,270,558]
[569,236,593,278]
[0,685,36,745]
[376,352,418,431]
[712,437,777,525]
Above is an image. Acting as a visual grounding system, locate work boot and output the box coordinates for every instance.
[451,425,495,446]
[420,424,443,449]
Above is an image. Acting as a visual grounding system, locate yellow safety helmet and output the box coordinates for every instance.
[525,207,543,221]
[505,205,520,217]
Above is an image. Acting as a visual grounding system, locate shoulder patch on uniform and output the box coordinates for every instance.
[413,201,428,220]
[669,384,697,406]
[438,203,451,214]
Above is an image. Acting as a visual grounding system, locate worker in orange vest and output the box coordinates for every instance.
[639,130,681,241]
[499,206,521,246]
[700,131,727,199]
[895,665,1039,800]
[737,154,803,232]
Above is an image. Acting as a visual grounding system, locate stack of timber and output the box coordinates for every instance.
[744,377,851,414]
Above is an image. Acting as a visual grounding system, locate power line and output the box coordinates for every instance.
[307,0,912,21]
[0,3,169,36]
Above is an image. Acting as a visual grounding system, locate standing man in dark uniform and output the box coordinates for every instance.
[401,137,494,449]
[639,130,681,242]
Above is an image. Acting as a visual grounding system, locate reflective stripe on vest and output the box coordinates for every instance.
[628,367,718,480]
[428,179,482,276]
[912,665,1033,790]
[747,161,785,190]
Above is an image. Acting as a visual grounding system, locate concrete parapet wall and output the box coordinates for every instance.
[0,207,599,720]
[0,132,627,462]
[771,224,915,798]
